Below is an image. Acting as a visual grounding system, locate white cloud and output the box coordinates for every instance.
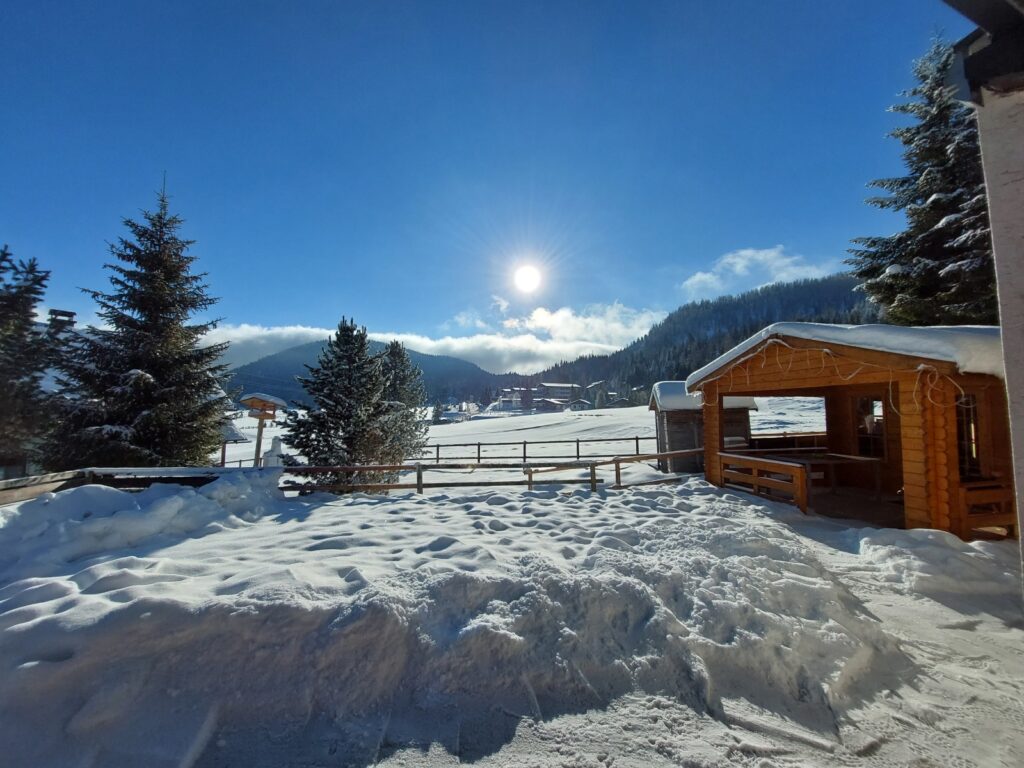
[207,304,665,375]
[681,246,835,300]
[369,331,620,375]
[443,309,490,331]
[374,302,666,374]
[491,294,510,315]
[203,323,331,368]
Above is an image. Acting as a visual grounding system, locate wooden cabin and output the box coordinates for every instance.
[648,382,757,472]
[684,323,1016,539]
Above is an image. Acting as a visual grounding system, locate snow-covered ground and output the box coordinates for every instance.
[4,398,1022,766]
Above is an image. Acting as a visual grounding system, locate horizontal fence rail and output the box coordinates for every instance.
[718,452,808,513]
[1,448,707,505]
[416,436,659,464]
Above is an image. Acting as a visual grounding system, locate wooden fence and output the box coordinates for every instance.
[718,452,809,512]
[0,449,702,505]
[416,436,658,464]
[221,435,659,468]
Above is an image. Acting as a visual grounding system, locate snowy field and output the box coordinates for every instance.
[222,399,828,489]
[2,398,1023,766]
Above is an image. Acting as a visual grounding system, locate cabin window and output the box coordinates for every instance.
[956,394,982,480]
[855,397,885,458]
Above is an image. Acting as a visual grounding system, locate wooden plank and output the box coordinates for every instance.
[0,477,89,505]
[722,470,798,494]
[0,469,84,491]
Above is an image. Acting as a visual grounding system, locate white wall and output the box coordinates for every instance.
[976,86,1024,547]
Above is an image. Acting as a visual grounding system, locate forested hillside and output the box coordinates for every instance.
[536,274,876,391]
[227,339,514,407]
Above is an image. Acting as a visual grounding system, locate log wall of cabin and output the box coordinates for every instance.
[703,382,723,486]
[694,339,1015,537]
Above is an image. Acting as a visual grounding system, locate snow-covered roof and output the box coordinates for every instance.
[239,392,289,409]
[539,382,580,388]
[220,422,250,444]
[685,323,1004,391]
[649,381,757,411]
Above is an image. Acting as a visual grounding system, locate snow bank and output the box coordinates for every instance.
[685,322,1004,389]
[857,527,1021,598]
[0,475,914,765]
[0,470,283,569]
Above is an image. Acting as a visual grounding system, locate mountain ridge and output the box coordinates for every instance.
[227,274,876,406]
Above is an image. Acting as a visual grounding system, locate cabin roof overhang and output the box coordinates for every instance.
[684,323,1004,394]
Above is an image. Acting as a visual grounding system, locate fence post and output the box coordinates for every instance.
[435,444,440,464]
[477,442,481,463]
[526,466,533,491]
[635,436,640,455]
[614,459,621,488]
[576,438,580,461]
[589,463,597,492]
[523,441,527,462]
[416,463,423,494]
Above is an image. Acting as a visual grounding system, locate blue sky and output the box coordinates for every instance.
[0,1,973,372]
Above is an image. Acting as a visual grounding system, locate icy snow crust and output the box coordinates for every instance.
[2,467,1021,766]
[685,322,1004,389]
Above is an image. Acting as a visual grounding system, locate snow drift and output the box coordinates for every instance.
[0,471,1015,765]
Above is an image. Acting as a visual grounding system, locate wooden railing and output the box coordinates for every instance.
[285,448,703,494]
[0,449,706,504]
[416,436,658,464]
[718,452,809,513]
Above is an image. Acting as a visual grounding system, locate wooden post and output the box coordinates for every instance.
[635,436,640,455]
[523,441,527,462]
[220,443,227,467]
[435,444,440,464]
[614,459,621,488]
[589,463,597,492]
[526,466,533,491]
[576,439,580,460]
[253,418,265,468]
[477,443,481,463]
[416,463,423,494]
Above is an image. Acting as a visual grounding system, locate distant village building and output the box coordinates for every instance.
[567,399,591,411]
[685,323,1016,539]
[649,382,756,472]
[536,383,582,401]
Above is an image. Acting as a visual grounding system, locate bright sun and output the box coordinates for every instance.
[513,264,542,293]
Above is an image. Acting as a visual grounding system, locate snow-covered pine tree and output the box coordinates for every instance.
[432,400,444,425]
[379,340,428,468]
[44,192,230,470]
[0,246,54,473]
[848,40,997,325]
[283,318,387,486]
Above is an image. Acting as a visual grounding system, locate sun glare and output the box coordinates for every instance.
[513,264,542,293]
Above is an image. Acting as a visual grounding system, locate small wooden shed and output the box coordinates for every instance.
[649,382,757,472]
[684,323,1015,538]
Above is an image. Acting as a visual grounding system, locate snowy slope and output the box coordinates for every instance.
[1,461,1022,766]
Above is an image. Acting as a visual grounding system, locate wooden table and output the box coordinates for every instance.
[761,452,883,501]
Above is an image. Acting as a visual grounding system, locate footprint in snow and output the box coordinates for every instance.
[415,536,459,554]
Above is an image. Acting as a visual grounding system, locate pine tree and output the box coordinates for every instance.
[379,340,429,467]
[0,246,53,473]
[45,192,230,470]
[432,400,445,425]
[848,40,997,325]
[283,318,387,486]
